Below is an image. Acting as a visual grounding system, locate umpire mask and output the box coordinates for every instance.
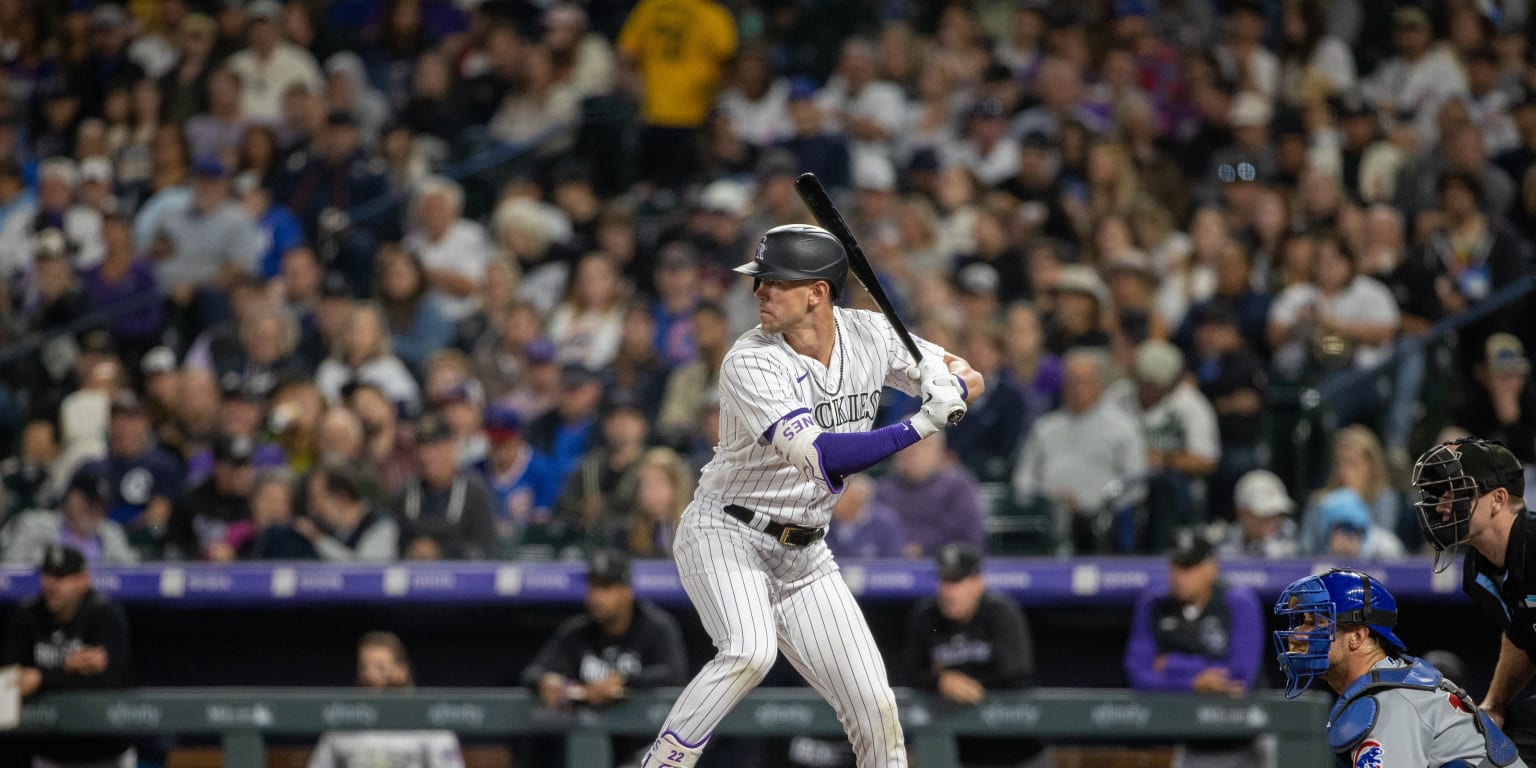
[1410,439,1500,573]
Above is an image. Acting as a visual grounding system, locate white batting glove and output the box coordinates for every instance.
[908,356,952,388]
[906,360,968,403]
[908,362,968,437]
[910,394,967,438]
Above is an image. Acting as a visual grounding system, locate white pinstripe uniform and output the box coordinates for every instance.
[643,306,942,768]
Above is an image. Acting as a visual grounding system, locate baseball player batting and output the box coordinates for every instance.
[640,224,983,768]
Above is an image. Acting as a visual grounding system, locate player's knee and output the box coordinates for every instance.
[858,688,905,757]
[846,685,901,735]
[872,686,901,729]
[719,643,777,687]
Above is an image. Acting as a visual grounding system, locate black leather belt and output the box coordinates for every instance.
[723,504,826,547]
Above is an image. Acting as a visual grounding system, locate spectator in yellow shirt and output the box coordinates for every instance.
[618,0,737,188]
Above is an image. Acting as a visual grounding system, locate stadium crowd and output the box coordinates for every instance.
[0,0,1533,568]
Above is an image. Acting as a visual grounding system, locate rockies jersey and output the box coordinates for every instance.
[1328,657,1525,768]
[699,307,939,528]
[520,600,688,690]
[899,589,1043,764]
[898,591,1034,690]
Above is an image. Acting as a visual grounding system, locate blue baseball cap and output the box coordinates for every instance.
[484,404,522,442]
[191,155,227,178]
[1319,488,1371,534]
[788,76,820,102]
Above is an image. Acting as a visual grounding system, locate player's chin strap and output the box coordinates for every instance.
[1326,656,1519,768]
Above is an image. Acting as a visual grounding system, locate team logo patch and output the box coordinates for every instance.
[1353,740,1383,768]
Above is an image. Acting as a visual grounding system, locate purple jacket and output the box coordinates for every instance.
[827,500,907,560]
[81,258,165,341]
[184,442,289,487]
[874,465,986,557]
[1123,581,1264,692]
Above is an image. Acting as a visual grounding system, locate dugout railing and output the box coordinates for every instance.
[6,687,1334,768]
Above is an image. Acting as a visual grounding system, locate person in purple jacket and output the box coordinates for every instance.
[80,202,166,361]
[873,431,987,558]
[825,476,905,560]
[1123,529,1268,767]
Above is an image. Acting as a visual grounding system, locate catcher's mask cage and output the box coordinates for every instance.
[1410,438,1514,573]
[1273,569,1402,699]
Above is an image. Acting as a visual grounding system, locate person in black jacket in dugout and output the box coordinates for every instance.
[521,548,688,768]
[900,543,1048,768]
[1,544,134,768]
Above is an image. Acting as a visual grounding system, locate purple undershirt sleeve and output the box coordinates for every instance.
[813,421,922,479]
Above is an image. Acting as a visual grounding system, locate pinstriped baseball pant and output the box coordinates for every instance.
[654,502,906,767]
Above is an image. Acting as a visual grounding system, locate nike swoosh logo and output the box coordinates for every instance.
[796,372,808,382]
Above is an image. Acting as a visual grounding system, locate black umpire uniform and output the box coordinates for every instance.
[899,544,1044,768]
[1,545,133,766]
[1452,441,1536,757]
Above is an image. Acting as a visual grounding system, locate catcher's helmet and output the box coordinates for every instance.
[1273,569,1404,698]
[734,224,848,298]
[1410,438,1524,572]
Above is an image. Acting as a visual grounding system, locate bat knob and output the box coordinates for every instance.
[945,405,967,426]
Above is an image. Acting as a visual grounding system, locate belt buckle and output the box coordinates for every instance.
[778,527,798,546]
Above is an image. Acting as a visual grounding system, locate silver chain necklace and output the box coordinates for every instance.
[801,315,846,396]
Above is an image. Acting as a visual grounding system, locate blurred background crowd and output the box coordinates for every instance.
[0,0,1533,568]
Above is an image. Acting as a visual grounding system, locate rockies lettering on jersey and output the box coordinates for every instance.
[580,649,644,683]
[33,630,85,669]
[931,637,994,668]
[699,307,936,528]
[813,392,883,430]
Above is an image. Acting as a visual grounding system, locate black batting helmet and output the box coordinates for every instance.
[734,224,848,298]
